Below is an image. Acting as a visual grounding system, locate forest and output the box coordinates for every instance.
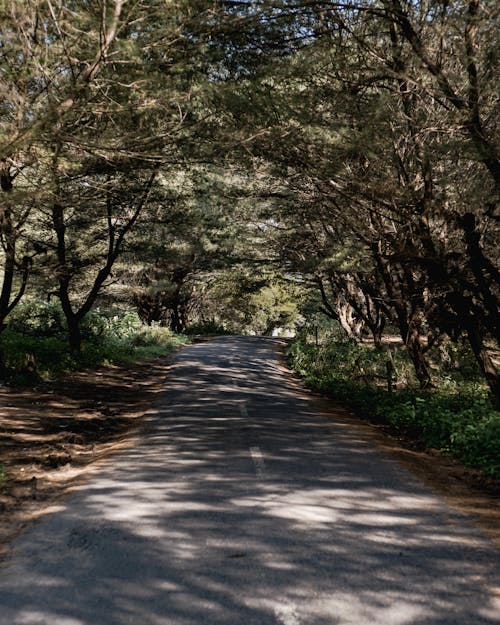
[0,0,498,476]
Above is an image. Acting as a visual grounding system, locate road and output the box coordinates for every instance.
[0,336,499,624]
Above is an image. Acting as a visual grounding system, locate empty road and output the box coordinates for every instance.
[0,337,499,624]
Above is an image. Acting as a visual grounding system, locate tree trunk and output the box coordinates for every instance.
[406,325,434,389]
[0,164,29,376]
[0,341,6,380]
[66,315,83,355]
[372,328,384,347]
[466,324,500,407]
[462,213,500,341]
[170,310,183,334]
[337,299,362,340]
[0,166,16,326]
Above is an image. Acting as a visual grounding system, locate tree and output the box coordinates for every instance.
[47,149,159,352]
[0,0,138,356]
[0,0,221,354]
[126,163,277,332]
[205,0,499,398]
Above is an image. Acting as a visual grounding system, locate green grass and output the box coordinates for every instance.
[288,338,500,477]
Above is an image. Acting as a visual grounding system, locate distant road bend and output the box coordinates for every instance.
[0,336,499,625]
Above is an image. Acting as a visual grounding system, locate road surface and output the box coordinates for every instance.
[0,337,499,624]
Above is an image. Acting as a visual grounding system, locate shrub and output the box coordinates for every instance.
[0,330,75,379]
[6,300,66,338]
[185,321,231,336]
[0,307,187,382]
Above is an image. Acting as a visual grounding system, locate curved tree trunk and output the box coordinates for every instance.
[406,326,434,389]
[466,324,500,408]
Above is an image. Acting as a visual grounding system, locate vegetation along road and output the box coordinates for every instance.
[0,337,498,625]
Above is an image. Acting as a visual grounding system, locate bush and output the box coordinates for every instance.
[0,307,187,382]
[428,339,483,382]
[80,309,144,341]
[185,321,231,336]
[288,332,416,389]
[0,330,75,379]
[6,300,67,338]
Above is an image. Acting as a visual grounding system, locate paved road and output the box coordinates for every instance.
[0,337,499,625]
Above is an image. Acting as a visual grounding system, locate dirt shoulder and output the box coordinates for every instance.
[0,356,173,557]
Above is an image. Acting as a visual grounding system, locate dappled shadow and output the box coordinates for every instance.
[0,357,172,547]
[0,358,173,452]
[0,357,171,450]
[0,337,498,625]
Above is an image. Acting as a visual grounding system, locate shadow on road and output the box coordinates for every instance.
[1,337,498,625]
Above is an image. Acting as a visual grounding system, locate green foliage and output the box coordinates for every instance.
[205,270,303,336]
[0,308,186,382]
[429,340,483,382]
[80,309,144,342]
[0,331,74,380]
[289,332,416,388]
[288,337,500,477]
[6,301,67,338]
[185,321,232,336]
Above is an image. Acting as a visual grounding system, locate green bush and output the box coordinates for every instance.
[0,307,187,382]
[451,415,500,476]
[6,300,67,338]
[185,321,231,336]
[80,309,144,341]
[288,332,416,389]
[428,339,483,382]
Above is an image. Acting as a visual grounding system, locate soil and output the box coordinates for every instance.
[0,356,173,556]
[0,348,499,560]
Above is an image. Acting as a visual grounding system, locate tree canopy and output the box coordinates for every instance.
[0,0,498,402]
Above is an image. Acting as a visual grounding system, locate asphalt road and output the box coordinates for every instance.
[0,336,499,625]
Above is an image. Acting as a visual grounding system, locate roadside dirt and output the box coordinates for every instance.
[0,346,499,561]
[0,356,173,556]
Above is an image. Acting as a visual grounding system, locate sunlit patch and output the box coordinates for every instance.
[386,494,441,509]
[266,503,339,524]
[481,602,500,621]
[250,592,431,625]
[153,580,183,592]
[350,513,418,527]
[274,602,301,625]
[306,593,430,625]
[231,490,342,526]
[366,531,405,545]
[17,612,85,625]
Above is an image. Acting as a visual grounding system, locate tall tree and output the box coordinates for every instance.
[204,0,499,397]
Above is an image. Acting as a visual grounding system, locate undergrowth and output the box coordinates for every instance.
[0,302,187,383]
[185,320,232,336]
[288,335,500,478]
